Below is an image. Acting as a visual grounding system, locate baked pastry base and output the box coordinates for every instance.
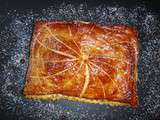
[25,94,130,106]
[24,21,139,107]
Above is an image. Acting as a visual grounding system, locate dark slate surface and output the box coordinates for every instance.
[0,1,160,120]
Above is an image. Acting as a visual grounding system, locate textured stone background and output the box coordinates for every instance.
[0,1,160,120]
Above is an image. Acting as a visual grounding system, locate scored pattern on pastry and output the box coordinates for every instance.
[24,21,139,107]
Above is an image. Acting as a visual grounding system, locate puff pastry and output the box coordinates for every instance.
[24,21,139,107]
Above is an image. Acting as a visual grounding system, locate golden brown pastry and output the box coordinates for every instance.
[24,21,139,107]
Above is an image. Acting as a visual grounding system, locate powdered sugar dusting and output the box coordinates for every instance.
[0,3,160,120]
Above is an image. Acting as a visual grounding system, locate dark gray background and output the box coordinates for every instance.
[0,0,160,120]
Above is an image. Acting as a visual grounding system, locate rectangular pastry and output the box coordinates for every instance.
[24,21,139,107]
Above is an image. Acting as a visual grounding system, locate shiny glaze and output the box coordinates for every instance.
[24,21,139,107]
